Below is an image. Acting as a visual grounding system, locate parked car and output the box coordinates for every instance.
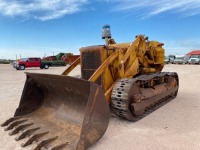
[188,55,200,64]
[165,56,170,64]
[165,55,175,64]
[168,55,176,64]
[15,57,52,70]
[174,55,185,64]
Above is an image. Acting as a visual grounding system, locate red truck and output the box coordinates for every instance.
[15,57,52,70]
[43,53,80,65]
[61,53,80,64]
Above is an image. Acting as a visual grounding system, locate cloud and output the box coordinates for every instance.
[1,0,200,21]
[164,39,200,55]
[0,0,88,21]
[99,0,200,18]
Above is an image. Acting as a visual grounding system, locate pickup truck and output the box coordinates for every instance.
[188,55,200,64]
[15,57,52,70]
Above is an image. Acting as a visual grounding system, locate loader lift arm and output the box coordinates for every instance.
[62,35,157,103]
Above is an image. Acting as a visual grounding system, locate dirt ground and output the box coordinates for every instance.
[0,64,200,150]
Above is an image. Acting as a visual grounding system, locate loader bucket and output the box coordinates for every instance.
[2,73,110,150]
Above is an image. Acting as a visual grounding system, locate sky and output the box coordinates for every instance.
[0,0,200,60]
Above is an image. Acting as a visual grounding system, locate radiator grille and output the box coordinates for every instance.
[81,50,102,85]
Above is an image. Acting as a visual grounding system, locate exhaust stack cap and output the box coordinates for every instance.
[102,25,111,46]
[102,25,111,39]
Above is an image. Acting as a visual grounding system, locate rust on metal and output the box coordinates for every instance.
[111,72,179,120]
[15,126,41,141]
[32,136,58,150]
[9,122,33,135]
[2,73,110,150]
[1,116,22,127]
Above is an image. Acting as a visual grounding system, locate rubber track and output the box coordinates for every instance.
[111,72,179,121]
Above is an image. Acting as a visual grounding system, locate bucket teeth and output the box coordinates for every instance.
[15,126,40,141]
[9,122,34,135]
[1,73,110,150]
[1,116,22,126]
[49,142,70,150]
[21,130,49,147]
[4,119,28,131]
[32,136,58,150]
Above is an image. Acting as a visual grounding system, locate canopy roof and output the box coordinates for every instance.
[186,50,200,56]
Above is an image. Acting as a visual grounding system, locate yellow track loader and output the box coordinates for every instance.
[1,25,179,150]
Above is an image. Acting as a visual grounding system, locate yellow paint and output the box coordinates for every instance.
[63,35,165,103]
